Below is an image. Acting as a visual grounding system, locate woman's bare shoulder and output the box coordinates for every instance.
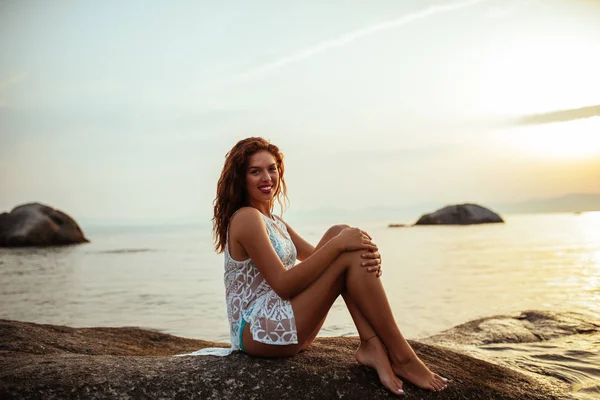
[230,207,265,233]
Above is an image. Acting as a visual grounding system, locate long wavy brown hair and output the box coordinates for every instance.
[213,137,289,253]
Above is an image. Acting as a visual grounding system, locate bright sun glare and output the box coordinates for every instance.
[477,24,600,159]
[507,117,600,159]
[479,31,600,115]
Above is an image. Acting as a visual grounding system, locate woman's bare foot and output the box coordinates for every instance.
[390,354,448,392]
[355,336,405,396]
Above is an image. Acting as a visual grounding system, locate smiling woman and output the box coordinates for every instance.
[178,137,451,396]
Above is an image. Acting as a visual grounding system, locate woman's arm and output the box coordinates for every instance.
[281,218,383,276]
[230,207,375,300]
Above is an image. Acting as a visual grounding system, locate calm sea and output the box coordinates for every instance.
[1,212,599,398]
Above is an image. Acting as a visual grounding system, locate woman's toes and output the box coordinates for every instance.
[432,379,444,391]
[395,378,404,391]
[434,375,446,388]
[385,379,404,396]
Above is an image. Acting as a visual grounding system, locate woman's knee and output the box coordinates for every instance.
[316,224,351,250]
[325,224,350,237]
[337,250,365,270]
[339,251,375,283]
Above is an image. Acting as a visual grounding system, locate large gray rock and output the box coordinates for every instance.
[422,311,600,399]
[415,204,504,225]
[424,310,600,347]
[0,319,566,400]
[0,203,88,247]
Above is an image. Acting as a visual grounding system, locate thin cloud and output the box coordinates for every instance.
[0,72,28,107]
[514,105,600,125]
[221,0,490,85]
[0,72,28,90]
[484,0,529,19]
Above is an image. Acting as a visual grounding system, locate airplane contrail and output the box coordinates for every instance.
[227,0,490,83]
[514,105,600,125]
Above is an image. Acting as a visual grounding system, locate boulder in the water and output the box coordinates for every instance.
[415,204,503,225]
[0,202,89,247]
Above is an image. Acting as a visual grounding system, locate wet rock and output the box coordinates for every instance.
[422,311,600,399]
[0,203,88,247]
[0,319,565,399]
[423,310,600,346]
[415,204,504,225]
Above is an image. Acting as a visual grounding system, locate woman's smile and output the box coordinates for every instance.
[258,185,273,194]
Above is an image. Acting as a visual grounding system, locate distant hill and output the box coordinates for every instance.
[284,194,600,224]
[493,193,600,214]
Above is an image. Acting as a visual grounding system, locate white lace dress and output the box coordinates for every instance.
[177,213,298,357]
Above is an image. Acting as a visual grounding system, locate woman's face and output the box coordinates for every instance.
[245,150,279,206]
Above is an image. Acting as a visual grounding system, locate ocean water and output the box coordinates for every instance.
[1,212,599,398]
[3,212,598,340]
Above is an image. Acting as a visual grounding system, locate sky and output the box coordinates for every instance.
[1,0,599,223]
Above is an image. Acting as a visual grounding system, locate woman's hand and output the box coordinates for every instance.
[335,227,378,253]
[335,227,382,277]
[361,250,382,278]
[358,229,382,278]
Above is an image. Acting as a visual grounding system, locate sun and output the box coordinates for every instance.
[472,23,600,160]
[475,29,600,115]
[504,117,600,159]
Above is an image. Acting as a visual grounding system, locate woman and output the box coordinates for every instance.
[209,137,447,395]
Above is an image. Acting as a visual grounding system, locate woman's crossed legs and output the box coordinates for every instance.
[241,225,448,395]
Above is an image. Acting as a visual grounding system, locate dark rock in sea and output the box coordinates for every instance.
[0,319,566,400]
[0,203,88,247]
[388,223,408,228]
[415,203,504,225]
